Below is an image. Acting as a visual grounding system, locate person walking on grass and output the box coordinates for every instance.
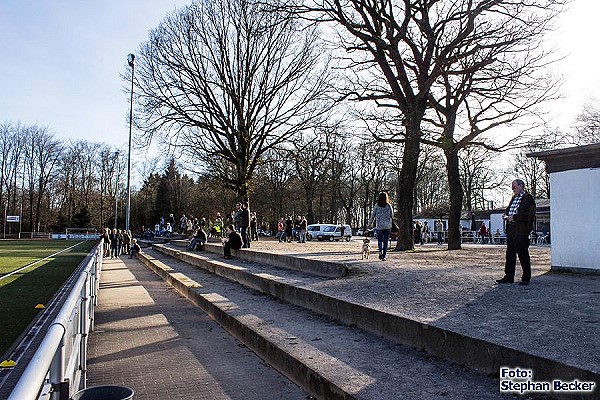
[369,192,394,261]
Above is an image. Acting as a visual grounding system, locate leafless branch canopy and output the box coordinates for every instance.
[133,0,333,194]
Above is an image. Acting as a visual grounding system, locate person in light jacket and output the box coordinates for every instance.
[369,192,394,261]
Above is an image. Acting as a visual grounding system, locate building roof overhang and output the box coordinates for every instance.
[527,142,600,173]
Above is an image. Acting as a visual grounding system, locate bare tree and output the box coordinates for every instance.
[133,0,332,204]
[354,140,393,229]
[292,0,441,250]
[572,101,600,145]
[338,141,364,227]
[414,145,448,213]
[0,122,25,233]
[24,126,62,232]
[512,137,562,200]
[285,0,565,249]
[55,141,100,225]
[254,149,296,226]
[420,0,563,248]
[278,0,560,249]
[458,146,503,211]
[290,131,331,223]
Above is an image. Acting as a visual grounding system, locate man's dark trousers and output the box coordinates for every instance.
[241,226,250,248]
[504,224,531,282]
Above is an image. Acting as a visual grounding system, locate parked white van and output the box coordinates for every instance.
[306,224,326,241]
[311,224,352,242]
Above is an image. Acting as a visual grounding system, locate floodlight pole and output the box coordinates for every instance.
[125,53,135,233]
[114,151,120,229]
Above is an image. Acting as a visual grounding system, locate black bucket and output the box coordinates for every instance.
[71,385,134,400]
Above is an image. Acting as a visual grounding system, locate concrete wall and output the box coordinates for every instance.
[550,168,600,272]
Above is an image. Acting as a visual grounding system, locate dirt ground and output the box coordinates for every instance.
[244,237,551,273]
[239,238,600,377]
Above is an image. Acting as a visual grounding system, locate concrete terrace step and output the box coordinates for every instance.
[139,247,510,400]
[148,243,600,398]
[169,238,349,277]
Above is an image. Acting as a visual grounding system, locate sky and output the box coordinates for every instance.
[0,0,189,148]
[1,0,599,155]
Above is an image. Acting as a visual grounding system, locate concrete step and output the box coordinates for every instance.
[148,243,599,397]
[139,247,510,400]
[169,238,349,277]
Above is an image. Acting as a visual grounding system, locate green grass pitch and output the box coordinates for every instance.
[0,239,97,358]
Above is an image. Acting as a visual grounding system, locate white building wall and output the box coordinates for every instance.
[489,213,505,235]
[551,168,600,271]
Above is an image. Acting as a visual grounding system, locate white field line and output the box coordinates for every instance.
[0,241,86,282]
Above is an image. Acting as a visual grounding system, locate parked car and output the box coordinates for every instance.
[356,221,398,241]
[315,224,352,242]
[356,228,368,236]
[357,227,374,237]
[306,224,326,241]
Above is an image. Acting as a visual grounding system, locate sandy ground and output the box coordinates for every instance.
[243,236,551,273]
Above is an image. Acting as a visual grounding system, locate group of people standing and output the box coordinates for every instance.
[155,213,206,238]
[220,201,255,259]
[276,215,308,243]
[187,201,259,259]
[101,228,140,259]
[413,220,431,245]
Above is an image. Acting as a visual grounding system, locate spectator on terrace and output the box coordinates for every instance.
[109,228,119,259]
[188,227,207,251]
[284,216,293,243]
[129,239,141,259]
[250,212,258,241]
[240,201,251,248]
[223,224,243,259]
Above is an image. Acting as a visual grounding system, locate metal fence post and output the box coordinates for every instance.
[49,326,66,400]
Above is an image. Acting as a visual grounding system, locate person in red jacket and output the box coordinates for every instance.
[479,222,487,240]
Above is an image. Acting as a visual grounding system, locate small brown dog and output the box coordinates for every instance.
[361,238,371,259]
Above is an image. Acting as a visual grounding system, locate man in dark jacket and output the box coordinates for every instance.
[223,224,243,259]
[497,179,536,285]
[239,202,251,248]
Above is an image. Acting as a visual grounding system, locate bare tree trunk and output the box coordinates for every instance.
[445,149,463,250]
[395,125,420,251]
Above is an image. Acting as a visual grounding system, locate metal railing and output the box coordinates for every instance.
[8,241,103,400]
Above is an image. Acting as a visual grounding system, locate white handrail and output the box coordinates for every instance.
[7,241,102,400]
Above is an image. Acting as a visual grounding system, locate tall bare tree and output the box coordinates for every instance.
[512,137,560,200]
[420,0,563,248]
[24,126,62,232]
[0,123,18,218]
[283,0,564,249]
[413,145,447,213]
[133,0,332,204]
